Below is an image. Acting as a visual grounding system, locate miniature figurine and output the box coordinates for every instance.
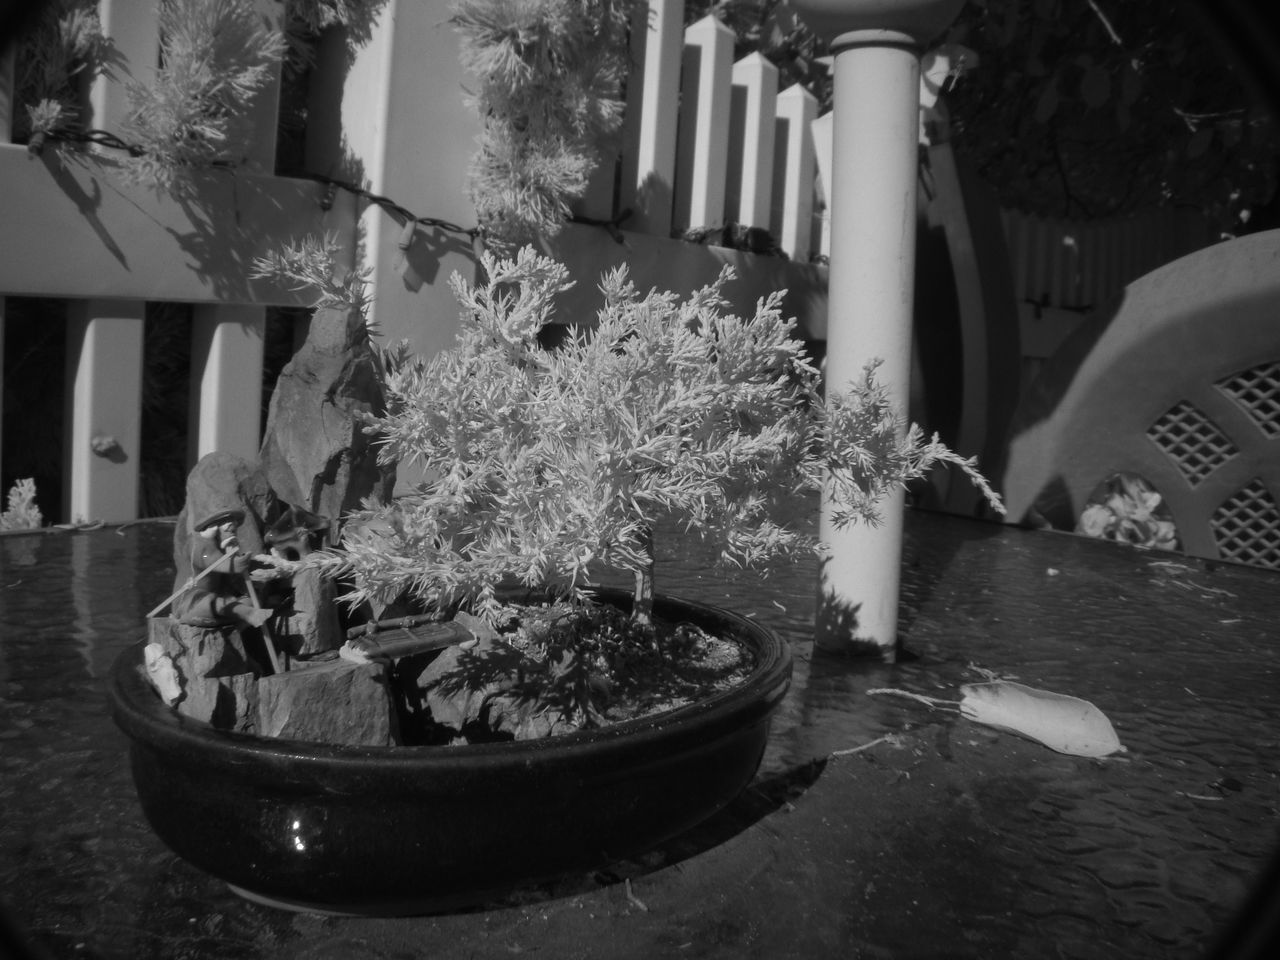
[173,509,274,629]
[263,504,331,561]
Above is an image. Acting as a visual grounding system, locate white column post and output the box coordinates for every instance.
[673,15,733,234]
[65,301,145,522]
[789,0,963,657]
[728,53,779,230]
[818,35,918,654]
[188,308,267,464]
[62,0,159,522]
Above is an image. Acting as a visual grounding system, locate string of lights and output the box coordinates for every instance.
[30,126,635,250]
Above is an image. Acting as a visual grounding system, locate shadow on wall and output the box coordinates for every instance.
[540,222,829,336]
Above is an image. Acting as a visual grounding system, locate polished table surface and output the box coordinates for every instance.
[2,507,1278,959]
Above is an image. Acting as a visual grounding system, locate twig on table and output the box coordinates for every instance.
[1176,791,1224,802]
[865,688,959,710]
[625,878,648,912]
[1148,560,1192,572]
[1199,585,1237,599]
[830,734,903,758]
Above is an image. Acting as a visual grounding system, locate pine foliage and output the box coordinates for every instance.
[249,232,371,315]
[286,0,385,35]
[451,0,637,247]
[317,249,1002,622]
[819,364,1002,531]
[280,0,387,70]
[120,0,286,185]
[13,0,107,143]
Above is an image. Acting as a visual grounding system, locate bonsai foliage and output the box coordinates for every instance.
[121,0,286,185]
[451,0,637,247]
[322,248,1000,623]
[249,232,371,316]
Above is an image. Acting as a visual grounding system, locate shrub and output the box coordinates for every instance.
[316,247,1001,623]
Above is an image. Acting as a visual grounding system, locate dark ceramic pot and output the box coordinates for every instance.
[109,588,792,915]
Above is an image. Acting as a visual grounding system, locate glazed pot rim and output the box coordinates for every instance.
[111,588,792,770]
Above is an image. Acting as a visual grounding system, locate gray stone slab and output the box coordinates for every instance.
[256,658,397,746]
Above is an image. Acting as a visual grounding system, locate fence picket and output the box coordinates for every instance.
[620,0,682,236]
[727,53,779,231]
[673,15,733,234]
[90,0,160,137]
[775,84,818,261]
[812,111,833,257]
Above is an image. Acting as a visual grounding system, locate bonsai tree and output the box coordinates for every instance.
[320,246,1001,627]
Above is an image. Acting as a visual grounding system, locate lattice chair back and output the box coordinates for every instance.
[1001,229,1280,570]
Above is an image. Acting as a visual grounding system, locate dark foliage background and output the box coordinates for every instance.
[685,0,1278,235]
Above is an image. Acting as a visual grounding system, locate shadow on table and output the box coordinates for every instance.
[0,899,53,960]
[898,508,1011,643]
[454,757,829,914]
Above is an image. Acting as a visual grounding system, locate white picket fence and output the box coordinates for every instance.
[601,0,829,260]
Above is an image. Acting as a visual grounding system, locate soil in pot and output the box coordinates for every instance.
[145,592,760,750]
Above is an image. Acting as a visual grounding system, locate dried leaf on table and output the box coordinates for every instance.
[959,680,1126,758]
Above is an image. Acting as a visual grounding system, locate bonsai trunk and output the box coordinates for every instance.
[632,526,655,625]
